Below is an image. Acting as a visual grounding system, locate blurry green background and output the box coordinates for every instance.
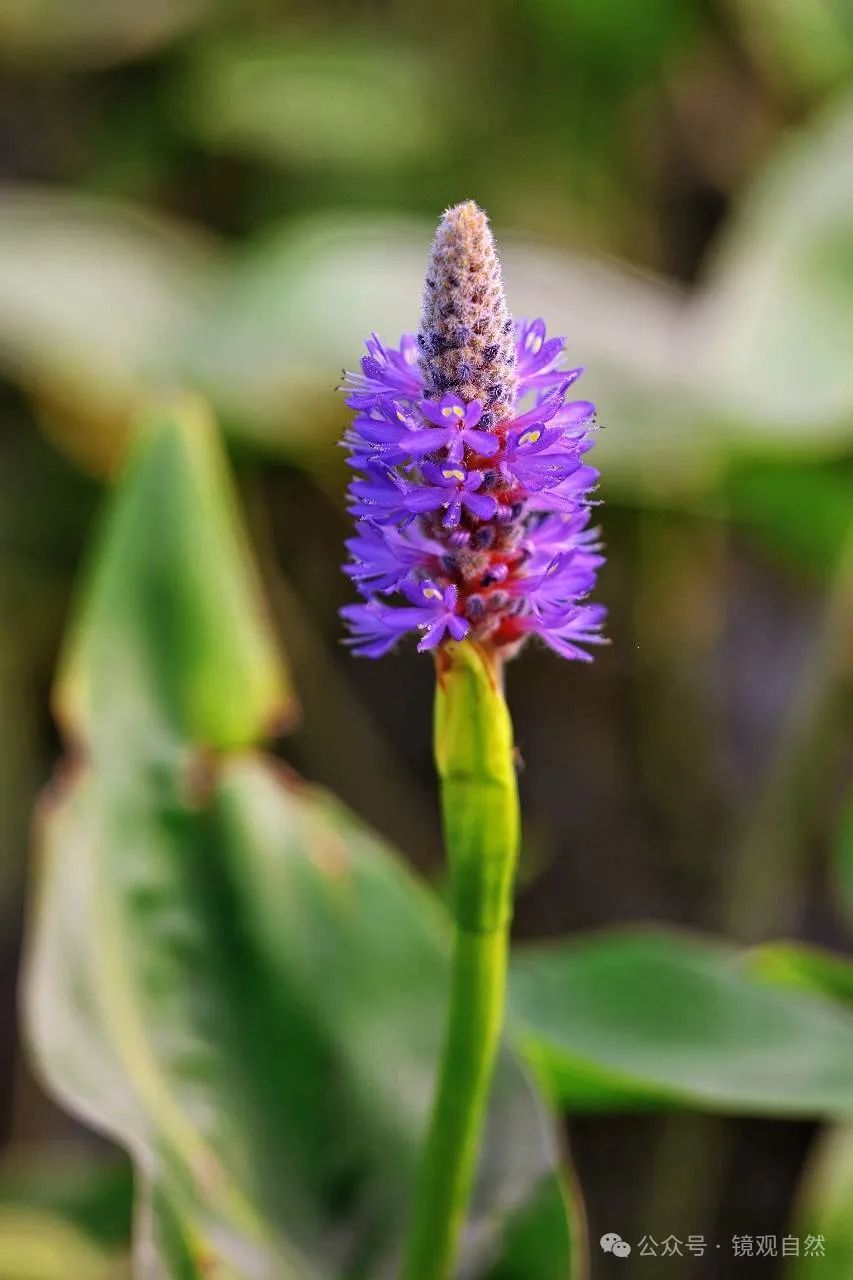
[0,0,852,1276]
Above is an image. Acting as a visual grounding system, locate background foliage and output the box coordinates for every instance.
[1,1,853,1277]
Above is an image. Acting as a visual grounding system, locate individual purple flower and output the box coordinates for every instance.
[521,511,604,576]
[343,399,423,466]
[346,461,412,521]
[343,333,422,410]
[341,579,468,656]
[343,522,442,595]
[499,424,582,492]
[520,602,608,662]
[340,201,605,663]
[519,549,601,615]
[516,319,583,393]
[406,462,497,529]
[525,463,601,514]
[413,395,499,463]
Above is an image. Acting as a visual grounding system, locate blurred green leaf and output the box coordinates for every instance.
[483,1175,583,1280]
[56,396,293,755]
[0,1147,132,1249]
[748,941,853,1006]
[697,91,853,446]
[214,758,579,1280]
[182,215,424,455]
[24,399,581,1278]
[0,189,214,473]
[509,929,853,1115]
[790,1124,853,1278]
[725,457,853,579]
[0,1206,124,1280]
[177,35,446,171]
[0,0,214,68]
[726,0,853,96]
[501,241,719,499]
[26,702,580,1279]
[524,0,700,80]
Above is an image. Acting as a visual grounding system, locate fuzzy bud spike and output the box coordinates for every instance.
[419,201,518,424]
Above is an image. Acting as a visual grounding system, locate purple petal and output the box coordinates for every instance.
[463,429,499,456]
[353,418,408,445]
[405,488,447,513]
[462,491,498,520]
[420,394,466,427]
[447,615,470,641]
[559,400,596,427]
[462,400,484,428]
[443,499,463,528]
[417,618,449,651]
[399,427,452,455]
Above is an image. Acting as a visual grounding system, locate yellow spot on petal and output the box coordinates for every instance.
[519,429,541,445]
[530,335,543,354]
[423,587,443,600]
[443,468,465,481]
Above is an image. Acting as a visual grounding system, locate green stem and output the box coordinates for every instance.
[400,641,520,1280]
[400,927,507,1280]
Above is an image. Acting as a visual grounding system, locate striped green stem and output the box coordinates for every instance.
[400,641,520,1280]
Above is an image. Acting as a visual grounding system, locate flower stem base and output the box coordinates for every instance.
[400,925,507,1280]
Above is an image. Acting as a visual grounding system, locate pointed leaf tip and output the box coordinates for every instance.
[56,395,294,758]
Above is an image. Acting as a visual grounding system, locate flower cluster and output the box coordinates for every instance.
[340,202,605,663]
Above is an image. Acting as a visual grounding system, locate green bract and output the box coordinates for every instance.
[434,643,519,935]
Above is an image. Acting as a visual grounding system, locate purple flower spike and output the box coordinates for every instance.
[340,201,605,663]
